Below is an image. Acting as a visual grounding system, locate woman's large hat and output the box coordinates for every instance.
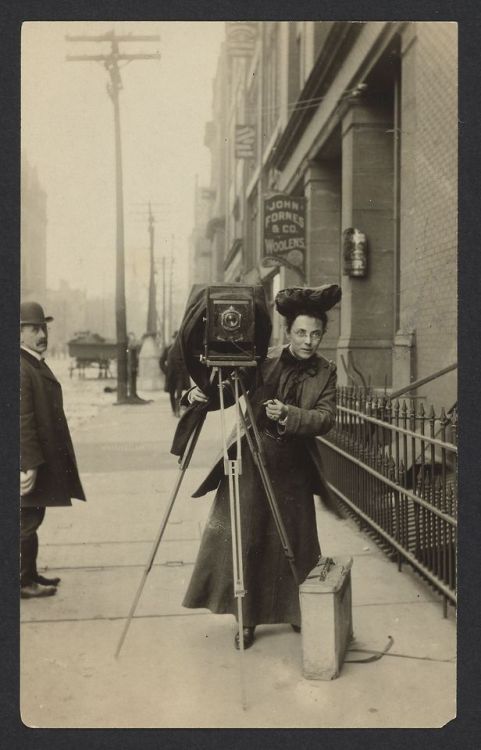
[275,284,342,318]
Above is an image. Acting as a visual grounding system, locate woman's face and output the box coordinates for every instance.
[287,314,325,360]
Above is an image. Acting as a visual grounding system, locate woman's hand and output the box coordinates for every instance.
[263,398,288,422]
[188,386,209,404]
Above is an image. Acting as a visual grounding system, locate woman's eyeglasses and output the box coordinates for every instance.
[292,329,323,341]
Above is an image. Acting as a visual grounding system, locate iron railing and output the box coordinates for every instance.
[316,387,457,616]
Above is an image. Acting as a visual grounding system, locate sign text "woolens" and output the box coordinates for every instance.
[263,193,306,273]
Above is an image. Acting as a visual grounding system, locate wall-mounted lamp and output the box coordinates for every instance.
[342,227,368,278]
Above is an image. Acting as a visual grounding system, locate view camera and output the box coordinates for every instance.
[204,285,257,367]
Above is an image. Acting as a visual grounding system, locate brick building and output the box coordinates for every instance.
[21,155,47,302]
[188,178,217,287]
[202,21,457,408]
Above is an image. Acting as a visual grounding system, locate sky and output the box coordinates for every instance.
[21,21,224,305]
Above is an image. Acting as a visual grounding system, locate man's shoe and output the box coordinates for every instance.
[21,582,57,599]
[34,574,61,587]
[234,626,255,650]
[291,624,301,633]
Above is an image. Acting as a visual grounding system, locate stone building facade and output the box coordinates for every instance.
[21,156,47,302]
[200,21,457,407]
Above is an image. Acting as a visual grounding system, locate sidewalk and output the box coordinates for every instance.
[20,388,456,729]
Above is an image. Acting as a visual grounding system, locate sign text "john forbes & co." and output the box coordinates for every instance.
[263,194,306,271]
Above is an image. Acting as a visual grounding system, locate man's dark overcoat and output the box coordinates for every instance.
[20,349,86,508]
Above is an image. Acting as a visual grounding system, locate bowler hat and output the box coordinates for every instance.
[20,301,54,325]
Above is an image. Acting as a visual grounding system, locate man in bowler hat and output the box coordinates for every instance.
[20,301,86,598]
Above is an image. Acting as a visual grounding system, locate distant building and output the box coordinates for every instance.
[203,45,228,284]
[85,294,116,341]
[188,178,216,287]
[21,155,47,301]
[44,280,116,356]
[204,21,457,407]
[45,281,88,355]
[20,155,119,354]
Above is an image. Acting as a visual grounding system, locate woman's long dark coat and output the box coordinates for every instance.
[20,349,86,508]
[182,346,338,628]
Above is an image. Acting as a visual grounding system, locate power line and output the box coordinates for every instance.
[240,83,367,117]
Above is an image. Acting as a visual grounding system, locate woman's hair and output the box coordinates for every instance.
[275,285,340,334]
[284,309,328,333]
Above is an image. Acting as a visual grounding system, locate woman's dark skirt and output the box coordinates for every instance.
[182,432,321,627]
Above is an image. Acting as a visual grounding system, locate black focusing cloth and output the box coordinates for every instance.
[170,284,272,459]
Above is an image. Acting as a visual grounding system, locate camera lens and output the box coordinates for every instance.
[221,306,241,331]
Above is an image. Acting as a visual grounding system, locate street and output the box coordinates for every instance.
[20,359,456,728]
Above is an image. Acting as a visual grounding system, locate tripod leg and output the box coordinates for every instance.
[219,371,247,710]
[226,459,247,711]
[237,377,300,586]
[115,415,205,658]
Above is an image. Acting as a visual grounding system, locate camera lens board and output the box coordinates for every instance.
[204,286,257,366]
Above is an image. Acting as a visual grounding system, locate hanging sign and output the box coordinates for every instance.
[342,227,368,277]
[235,125,256,159]
[226,22,258,57]
[263,193,306,275]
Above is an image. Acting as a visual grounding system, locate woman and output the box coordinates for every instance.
[182,285,341,649]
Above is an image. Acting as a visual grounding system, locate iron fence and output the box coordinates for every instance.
[316,387,457,615]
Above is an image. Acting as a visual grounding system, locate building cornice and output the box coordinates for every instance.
[271,22,365,172]
[206,215,225,240]
[278,21,406,193]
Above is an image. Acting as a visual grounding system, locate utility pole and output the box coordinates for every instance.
[130,201,169,345]
[161,254,166,348]
[146,202,158,336]
[169,234,175,338]
[66,30,160,403]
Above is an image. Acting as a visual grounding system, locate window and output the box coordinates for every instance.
[263,23,280,145]
[245,187,258,269]
[296,22,305,88]
[246,62,259,178]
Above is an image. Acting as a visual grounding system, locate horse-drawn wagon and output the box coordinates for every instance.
[67,331,117,378]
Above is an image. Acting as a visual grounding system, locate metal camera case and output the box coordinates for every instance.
[204,285,257,367]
